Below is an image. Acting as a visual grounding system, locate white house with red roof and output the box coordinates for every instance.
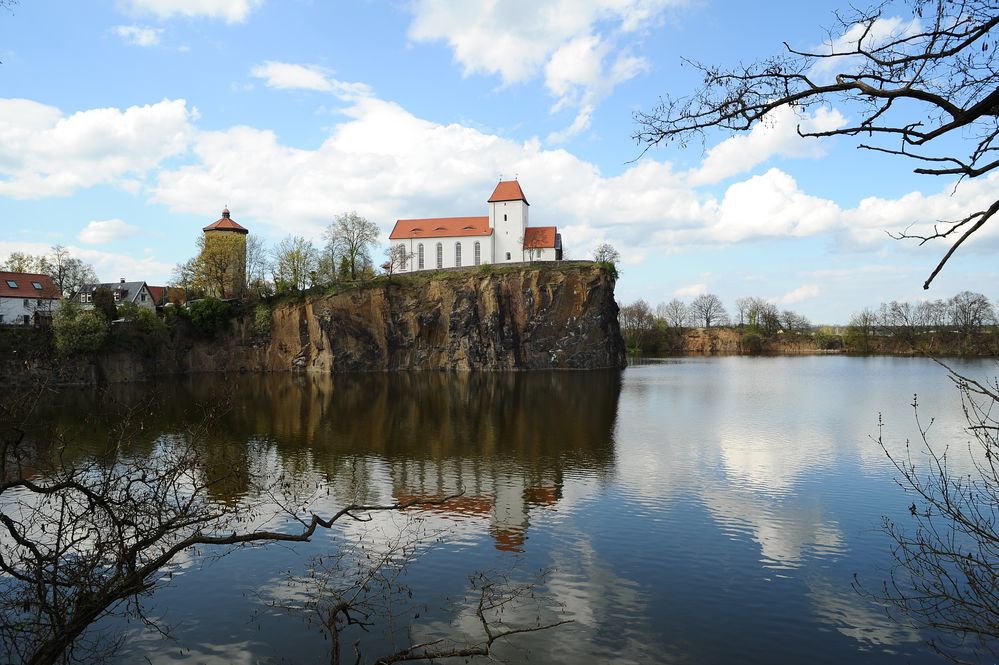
[389,180,562,273]
[0,271,61,326]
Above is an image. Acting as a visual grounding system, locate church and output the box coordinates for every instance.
[389,180,562,273]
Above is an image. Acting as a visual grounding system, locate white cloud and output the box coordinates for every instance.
[0,241,173,283]
[689,106,847,185]
[249,61,373,98]
[113,25,163,47]
[78,219,142,244]
[781,284,820,305]
[673,283,707,298]
[0,98,196,199]
[408,0,673,143]
[122,0,262,23]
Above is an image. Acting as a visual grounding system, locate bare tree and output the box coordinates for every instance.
[618,299,655,350]
[592,242,620,265]
[845,307,878,353]
[948,291,995,337]
[383,244,412,279]
[634,0,999,289]
[689,293,728,328]
[325,212,380,281]
[657,299,690,332]
[866,365,999,661]
[47,246,98,297]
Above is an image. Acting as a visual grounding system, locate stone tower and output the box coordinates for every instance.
[201,207,248,298]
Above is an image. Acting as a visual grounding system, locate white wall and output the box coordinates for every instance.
[0,296,57,325]
[394,236,492,273]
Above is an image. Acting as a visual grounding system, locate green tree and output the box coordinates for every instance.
[324,212,379,281]
[92,287,117,325]
[272,236,319,292]
[52,300,107,355]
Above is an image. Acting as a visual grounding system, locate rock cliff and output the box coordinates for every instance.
[251,263,626,372]
[2,264,626,385]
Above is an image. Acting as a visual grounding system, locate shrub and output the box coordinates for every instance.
[596,260,619,281]
[53,301,107,355]
[254,303,272,337]
[741,332,764,354]
[186,298,232,337]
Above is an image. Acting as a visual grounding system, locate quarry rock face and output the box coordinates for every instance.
[255,264,626,372]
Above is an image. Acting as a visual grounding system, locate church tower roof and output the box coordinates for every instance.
[487,180,529,206]
[203,207,249,234]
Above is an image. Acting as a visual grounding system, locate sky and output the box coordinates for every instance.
[1,0,996,324]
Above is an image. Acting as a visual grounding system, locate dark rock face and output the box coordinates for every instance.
[258,264,627,372]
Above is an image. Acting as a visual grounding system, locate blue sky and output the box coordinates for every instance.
[1,0,996,323]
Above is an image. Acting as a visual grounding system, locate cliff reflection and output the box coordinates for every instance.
[37,370,622,551]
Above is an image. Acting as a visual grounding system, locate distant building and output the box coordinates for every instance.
[389,180,562,273]
[0,271,61,326]
[74,279,155,312]
[201,207,248,298]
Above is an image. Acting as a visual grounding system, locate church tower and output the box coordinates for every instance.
[201,207,248,298]
[488,180,529,263]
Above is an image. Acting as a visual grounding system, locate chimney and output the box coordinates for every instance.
[120,278,125,284]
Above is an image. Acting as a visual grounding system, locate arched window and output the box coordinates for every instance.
[397,244,407,270]
[455,243,462,267]
[505,252,511,261]
[474,241,481,266]
[436,243,443,269]
[417,244,424,270]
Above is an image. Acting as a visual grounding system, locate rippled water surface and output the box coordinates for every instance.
[26,357,999,663]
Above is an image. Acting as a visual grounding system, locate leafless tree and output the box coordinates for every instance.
[657,299,691,332]
[634,0,999,289]
[0,388,460,665]
[619,299,656,349]
[949,291,995,337]
[592,242,620,265]
[689,293,728,328]
[866,363,999,661]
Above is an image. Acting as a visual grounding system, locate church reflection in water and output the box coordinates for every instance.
[38,369,623,553]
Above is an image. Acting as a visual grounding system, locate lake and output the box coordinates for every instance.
[13,356,998,663]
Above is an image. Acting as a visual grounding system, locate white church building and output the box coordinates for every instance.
[389,180,562,273]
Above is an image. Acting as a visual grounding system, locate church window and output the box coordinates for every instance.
[503,214,507,221]
[505,252,511,260]
[455,243,462,267]
[474,242,481,266]
[397,243,408,269]
[417,244,424,270]
[436,243,443,269]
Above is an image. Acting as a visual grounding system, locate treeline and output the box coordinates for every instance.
[1,246,98,296]
[619,290,998,356]
[618,293,814,355]
[845,291,997,354]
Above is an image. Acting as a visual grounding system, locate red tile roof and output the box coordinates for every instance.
[0,271,61,299]
[523,226,557,249]
[147,285,167,304]
[203,208,248,234]
[389,216,492,240]
[488,180,529,205]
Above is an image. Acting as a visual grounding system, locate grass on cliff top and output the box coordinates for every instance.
[274,261,607,303]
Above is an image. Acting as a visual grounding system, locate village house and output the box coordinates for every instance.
[73,278,156,312]
[0,271,61,326]
[389,180,562,273]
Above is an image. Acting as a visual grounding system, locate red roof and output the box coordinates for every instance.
[488,180,529,205]
[0,271,61,299]
[390,216,492,240]
[523,226,557,249]
[147,285,167,304]
[203,208,248,234]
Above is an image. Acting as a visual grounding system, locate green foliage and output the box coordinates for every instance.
[477,263,494,276]
[92,287,117,324]
[52,300,107,355]
[741,332,763,354]
[254,303,272,337]
[813,330,843,350]
[186,298,232,337]
[597,260,618,281]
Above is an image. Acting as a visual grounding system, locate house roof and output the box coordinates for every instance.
[74,281,149,304]
[487,180,529,205]
[0,271,61,299]
[523,226,558,249]
[146,285,167,303]
[203,208,249,234]
[389,216,492,240]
